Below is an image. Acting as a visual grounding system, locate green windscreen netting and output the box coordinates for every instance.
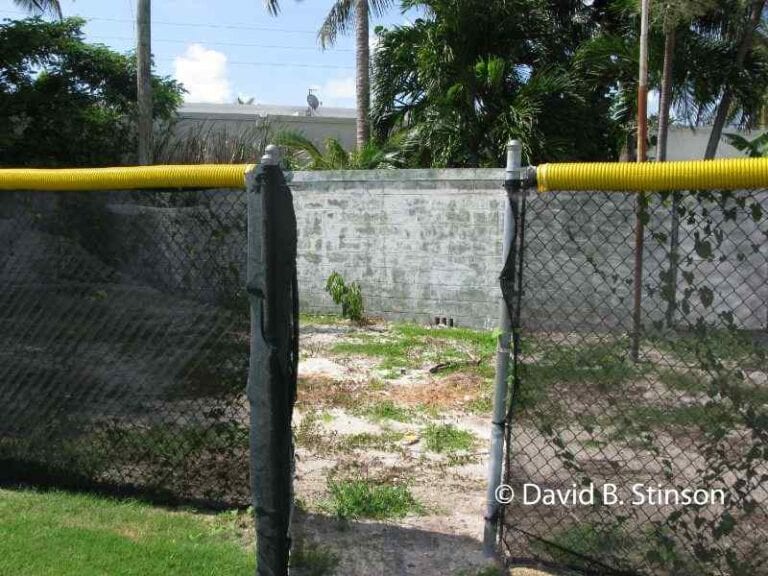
[0,188,250,507]
[500,189,768,575]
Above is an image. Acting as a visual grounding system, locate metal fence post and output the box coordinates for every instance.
[247,144,298,576]
[483,140,521,557]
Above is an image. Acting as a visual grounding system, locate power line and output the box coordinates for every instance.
[0,9,319,35]
[157,57,353,70]
[89,35,354,53]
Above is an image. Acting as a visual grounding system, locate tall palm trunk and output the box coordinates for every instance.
[657,29,675,163]
[355,0,370,148]
[705,0,766,159]
[658,27,681,329]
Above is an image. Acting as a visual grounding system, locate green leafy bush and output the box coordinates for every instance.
[325,272,365,323]
[0,17,182,167]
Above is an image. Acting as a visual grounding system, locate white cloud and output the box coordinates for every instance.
[174,44,232,103]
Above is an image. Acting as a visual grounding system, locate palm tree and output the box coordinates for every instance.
[13,0,62,18]
[264,0,393,149]
[275,130,404,169]
[371,0,620,167]
[704,0,767,158]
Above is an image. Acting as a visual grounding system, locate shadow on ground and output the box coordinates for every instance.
[293,510,493,576]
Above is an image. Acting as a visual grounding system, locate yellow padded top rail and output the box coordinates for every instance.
[537,157,768,192]
[0,164,254,191]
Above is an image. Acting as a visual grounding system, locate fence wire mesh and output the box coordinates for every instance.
[0,188,250,508]
[500,189,768,575]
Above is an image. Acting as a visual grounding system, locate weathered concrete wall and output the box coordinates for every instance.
[290,169,507,329]
[290,170,768,331]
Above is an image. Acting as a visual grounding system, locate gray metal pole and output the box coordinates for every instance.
[483,140,521,558]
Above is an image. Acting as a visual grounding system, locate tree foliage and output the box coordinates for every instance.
[371,0,768,166]
[0,17,184,167]
[371,0,627,166]
[276,130,404,169]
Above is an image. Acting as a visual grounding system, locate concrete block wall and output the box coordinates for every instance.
[290,169,507,329]
[290,170,768,332]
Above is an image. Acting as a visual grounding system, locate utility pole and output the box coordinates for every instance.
[137,0,152,165]
[631,0,650,361]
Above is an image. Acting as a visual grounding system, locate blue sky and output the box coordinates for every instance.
[0,0,416,108]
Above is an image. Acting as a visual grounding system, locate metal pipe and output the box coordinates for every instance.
[483,139,521,557]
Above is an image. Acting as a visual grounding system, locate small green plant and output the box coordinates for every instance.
[422,424,476,454]
[325,272,365,323]
[325,478,422,519]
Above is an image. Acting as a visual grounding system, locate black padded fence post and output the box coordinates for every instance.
[247,146,298,576]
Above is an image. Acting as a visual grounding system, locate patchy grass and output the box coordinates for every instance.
[331,323,496,372]
[295,411,327,451]
[325,479,423,520]
[359,400,414,423]
[531,521,634,569]
[300,313,345,326]
[514,340,643,416]
[657,370,707,393]
[612,403,739,438]
[337,430,406,452]
[297,375,364,409]
[528,340,641,391]
[422,424,476,454]
[290,541,339,576]
[652,329,767,368]
[0,489,254,576]
[466,393,494,415]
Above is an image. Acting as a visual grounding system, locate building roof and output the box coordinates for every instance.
[179,102,357,119]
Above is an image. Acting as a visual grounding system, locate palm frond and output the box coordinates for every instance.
[369,0,397,18]
[263,0,281,16]
[274,130,327,169]
[318,0,354,49]
[13,0,62,18]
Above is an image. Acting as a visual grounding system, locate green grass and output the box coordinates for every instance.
[325,479,423,520]
[0,489,254,576]
[299,313,345,326]
[422,424,476,454]
[358,400,414,423]
[331,323,497,372]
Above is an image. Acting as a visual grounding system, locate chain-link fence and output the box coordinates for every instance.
[500,188,768,575]
[0,187,251,508]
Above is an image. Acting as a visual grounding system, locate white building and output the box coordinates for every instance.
[175,102,357,150]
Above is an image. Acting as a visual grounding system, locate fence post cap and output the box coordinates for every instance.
[262,144,281,166]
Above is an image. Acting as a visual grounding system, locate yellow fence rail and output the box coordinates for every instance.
[537,157,768,192]
[0,164,254,191]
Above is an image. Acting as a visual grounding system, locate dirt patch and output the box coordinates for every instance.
[392,371,489,410]
[293,319,494,575]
